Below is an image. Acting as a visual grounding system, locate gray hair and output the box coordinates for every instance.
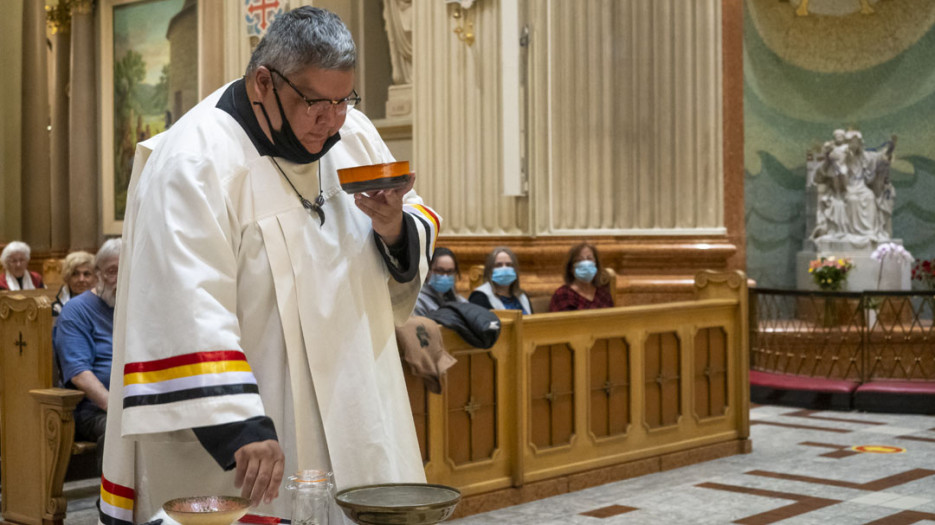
[0,241,31,267]
[246,6,356,78]
[62,251,95,282]
[95,238,122,269]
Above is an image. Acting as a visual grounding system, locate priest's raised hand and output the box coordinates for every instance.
[354,173,417,246]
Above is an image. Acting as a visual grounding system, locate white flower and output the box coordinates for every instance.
[871,242,913,264]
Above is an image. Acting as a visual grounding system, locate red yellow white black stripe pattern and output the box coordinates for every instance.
[123,350,258,409]
[99,476,134,525]
[404,203,440,262]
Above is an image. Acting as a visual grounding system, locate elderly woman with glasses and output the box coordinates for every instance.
[52,251,97,316]
[0,241,45,291]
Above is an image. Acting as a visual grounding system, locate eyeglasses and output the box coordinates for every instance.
[267,67,361,117]
[100,267,119,278]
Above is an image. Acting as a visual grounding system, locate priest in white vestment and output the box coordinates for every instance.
[99,8,439,524]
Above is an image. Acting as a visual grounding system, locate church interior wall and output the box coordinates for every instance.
[3,0,745,305]
[0,2,24,240]
[744,0,935,289]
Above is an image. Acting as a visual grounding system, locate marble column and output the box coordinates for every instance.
[48,2,72,254]
[20,0,52,252]
[69,0,99,250]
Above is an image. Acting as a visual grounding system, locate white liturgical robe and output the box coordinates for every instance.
[100,83,439,524]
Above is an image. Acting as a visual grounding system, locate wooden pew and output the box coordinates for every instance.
[409,270,750,516]
[0,292,91,525]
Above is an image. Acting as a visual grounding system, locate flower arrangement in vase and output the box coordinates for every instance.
[808,256,854,291]
[808,256,854,327]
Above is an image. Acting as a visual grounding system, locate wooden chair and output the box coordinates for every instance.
[42,258,65,291]
[0,292,94,525]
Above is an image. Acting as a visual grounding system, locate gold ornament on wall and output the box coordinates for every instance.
[446,0,477,46]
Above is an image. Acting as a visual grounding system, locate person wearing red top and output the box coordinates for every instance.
[0,241,45,291]
[549,242,613,312]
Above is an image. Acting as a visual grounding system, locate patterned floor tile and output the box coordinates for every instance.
[50,405,935,525]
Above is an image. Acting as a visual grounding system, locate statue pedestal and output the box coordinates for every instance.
[386,84,412,118]
[796,240,911,291]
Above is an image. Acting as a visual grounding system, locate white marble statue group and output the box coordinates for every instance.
[808,129,897,251]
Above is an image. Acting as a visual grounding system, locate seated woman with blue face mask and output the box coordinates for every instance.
[469,246,532,314]
[549,242,614,312]
[413,247,468,316]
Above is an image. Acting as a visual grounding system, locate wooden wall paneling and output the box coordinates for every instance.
[643,331,682,430]
[550,344,575,449]
[693,270,749,438]
[527,343,575,451]
[693,327,729,420]
[446,349,472,465]
[423,272,749,496]
[661,331,682,427]
[643,333,661,429]
[425,312,519,497]
[405,371,429,464]
[469,351,498,462]
[529,344,551,449]
[588,337,631,439]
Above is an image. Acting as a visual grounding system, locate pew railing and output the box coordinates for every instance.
[415,270,750,498]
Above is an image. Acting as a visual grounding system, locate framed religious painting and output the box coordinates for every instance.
[99,0,225,235]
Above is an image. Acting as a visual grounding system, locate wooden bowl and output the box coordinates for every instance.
[337,161,412,194]
[162,495,251,525]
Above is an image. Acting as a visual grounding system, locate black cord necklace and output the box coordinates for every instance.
[269,157,326,226]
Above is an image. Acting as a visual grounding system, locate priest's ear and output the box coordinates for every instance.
[251,66,275,100]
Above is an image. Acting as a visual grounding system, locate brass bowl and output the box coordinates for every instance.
[162,495,251,525]
[335,483,460,525]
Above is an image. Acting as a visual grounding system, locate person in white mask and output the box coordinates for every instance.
[549,242,614,312]
[413,247,467,316]
[469,246,532,314]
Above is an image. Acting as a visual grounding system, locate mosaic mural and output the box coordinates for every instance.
[744,0,935,288]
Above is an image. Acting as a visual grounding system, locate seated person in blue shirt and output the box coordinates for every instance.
[469,246,532,314]
[413,247,468,316]
[53,238,121,474]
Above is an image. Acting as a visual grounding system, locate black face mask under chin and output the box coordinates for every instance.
[253,84,341,164]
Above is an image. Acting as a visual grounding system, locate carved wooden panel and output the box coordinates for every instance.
[643,331,681,429]
[446,351,498,465]
[530,344,575,449]
[404,370,429,464]
[589,337,630,438]
[693,327,728,419]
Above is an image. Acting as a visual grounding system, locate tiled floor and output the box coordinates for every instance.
[60,404,935,524]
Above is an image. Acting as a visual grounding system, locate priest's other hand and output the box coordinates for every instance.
[234,439,285,506]
[354,173,417,246]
